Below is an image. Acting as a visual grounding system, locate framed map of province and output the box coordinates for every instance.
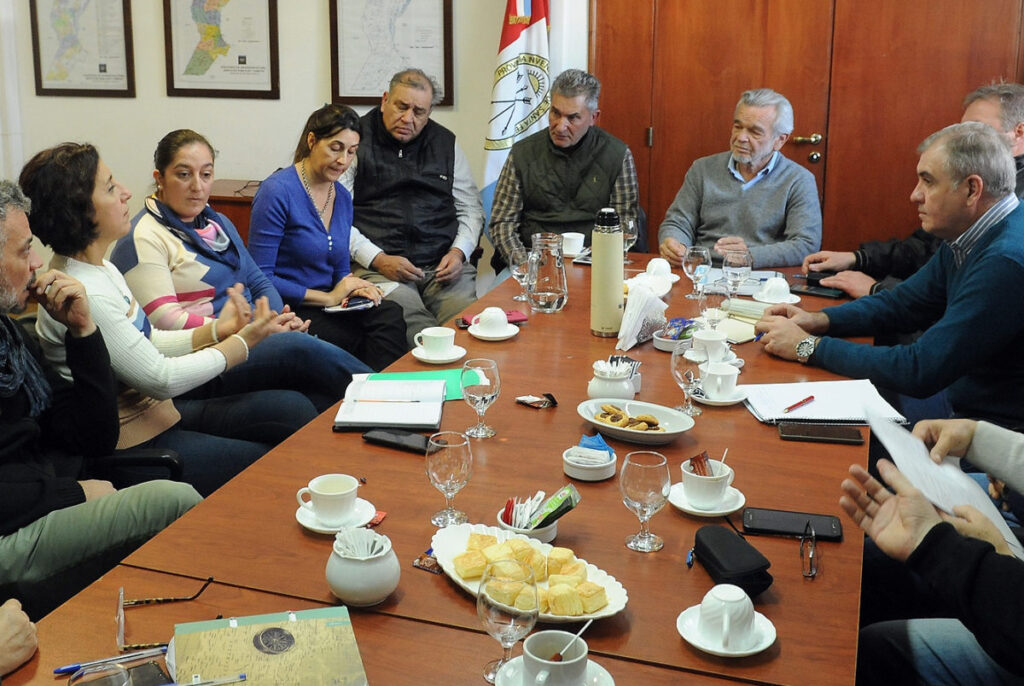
[29,0,136,97]
[163,0,280,99]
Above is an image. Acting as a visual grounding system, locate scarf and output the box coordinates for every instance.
[0,315,51,417]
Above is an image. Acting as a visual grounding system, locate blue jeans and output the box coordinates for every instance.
[858,619,1024,685]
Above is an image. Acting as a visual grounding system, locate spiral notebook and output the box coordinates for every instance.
[743,379,905,425]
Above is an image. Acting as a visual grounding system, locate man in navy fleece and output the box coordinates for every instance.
[755,122,1024,428]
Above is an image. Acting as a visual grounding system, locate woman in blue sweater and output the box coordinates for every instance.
[248,104,407,370]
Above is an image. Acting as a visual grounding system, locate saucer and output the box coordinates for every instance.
[295,498,375,534]
[668,483,745,517]
[753,293,800,305]
[564,247,591,259]
[692,386,748,407]
[676,604,776,657]
[684,348,737,364]
[495,655,614,686]
[468,323,519,341]
[411,344,467,364]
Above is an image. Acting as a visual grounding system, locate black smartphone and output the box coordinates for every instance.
[127,661,172,686]
[778,422,864,445]
[790,283,845,299]
[805,270,837,286]
[742,507,843,541]
[343,296,375,310]
[362,428,430,454]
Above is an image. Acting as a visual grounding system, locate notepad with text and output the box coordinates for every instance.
[743,379,905,424]
[333,377,446,431]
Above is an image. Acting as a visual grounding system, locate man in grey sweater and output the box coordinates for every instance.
[658,88,821,268]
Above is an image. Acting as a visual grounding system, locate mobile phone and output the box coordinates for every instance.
[362,429,430,454]
[127,661,172,686]
[789,283,845,299]
[324,296,375,313]
[455,317,470,329]
[805,271,836,286]
[742,507,843,541]
[778,422,864,445]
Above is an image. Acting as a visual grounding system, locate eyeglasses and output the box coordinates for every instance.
[800,523,818,579]
[116,577,213,650]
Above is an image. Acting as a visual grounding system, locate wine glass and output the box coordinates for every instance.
[509,246,531,301]
[622,220,638,263]
[477,560,538,682]
[722,249,753,300]
[670,341,702,417]
[69,665,130,686]
[425,431,472,526]
[682,246,711,299]
[699,282,726,330]
[462,358,501,438]
[619,451,671,552]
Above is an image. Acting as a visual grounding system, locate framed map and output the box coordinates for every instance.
[163,0,279,99]
[29,0,135,97]
[330,0,453,107]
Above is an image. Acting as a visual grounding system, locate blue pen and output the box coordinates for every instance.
[53,646,167,674]
[754,332,765,342]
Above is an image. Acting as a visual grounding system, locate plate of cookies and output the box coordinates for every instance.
[431,523,628,623]
[577,398,695,445]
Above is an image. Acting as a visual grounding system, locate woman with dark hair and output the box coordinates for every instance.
[110,128,370,410]
[20,143,318,496]
[248,104,407,370]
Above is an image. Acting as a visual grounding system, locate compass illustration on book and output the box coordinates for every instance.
[253,626,295,654]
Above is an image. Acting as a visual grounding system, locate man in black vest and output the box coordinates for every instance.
[344,69,483,347]
[489,69,638,266]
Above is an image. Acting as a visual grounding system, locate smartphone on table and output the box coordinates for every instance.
[742,507,843,541]
[789,283,845,299]
[778,422,864,445]
[362,429,431,454]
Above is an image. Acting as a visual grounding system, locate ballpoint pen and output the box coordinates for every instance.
[53,646,167,674]
[156,674,247,686]
[783,395,815,413]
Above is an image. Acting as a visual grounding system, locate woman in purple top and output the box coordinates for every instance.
[248,104,407,370]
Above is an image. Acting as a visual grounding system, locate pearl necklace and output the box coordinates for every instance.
[299,161,333,220]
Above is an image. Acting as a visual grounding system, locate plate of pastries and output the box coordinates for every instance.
[577,398,695,445]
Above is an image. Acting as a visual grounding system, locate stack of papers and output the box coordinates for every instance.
[703,269,782,296]
[743,379,905,424]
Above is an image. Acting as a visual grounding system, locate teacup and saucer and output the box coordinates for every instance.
[668,457,745,517]
[412,326,466,364]
[676,584,776,657]
[468,307,519,341]
[753,276,800,304]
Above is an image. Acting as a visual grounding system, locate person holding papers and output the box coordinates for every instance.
[842,457,1024,684]
[756,122,1024,428]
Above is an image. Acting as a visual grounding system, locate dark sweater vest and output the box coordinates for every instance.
[512,127,626,246]
[353,108,458,266]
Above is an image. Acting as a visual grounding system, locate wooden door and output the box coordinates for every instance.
[824,0,1022,250]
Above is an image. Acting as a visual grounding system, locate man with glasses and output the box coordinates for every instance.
[0,180,200,618]
[658,88,822,268]
[343,68,484,347]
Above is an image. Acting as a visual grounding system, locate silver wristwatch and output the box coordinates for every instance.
[796,336,819,364]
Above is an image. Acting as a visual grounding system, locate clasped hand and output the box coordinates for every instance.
[217,283,307,344]
[754,305,828,360]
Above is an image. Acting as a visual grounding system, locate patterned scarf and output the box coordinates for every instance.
[0,315,51,417]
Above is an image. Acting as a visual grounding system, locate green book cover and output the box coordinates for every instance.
[369,369,466,400]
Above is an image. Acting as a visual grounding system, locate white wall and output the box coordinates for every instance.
[9,0,588,215]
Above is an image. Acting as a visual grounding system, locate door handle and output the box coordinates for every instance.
[791,133,822,145]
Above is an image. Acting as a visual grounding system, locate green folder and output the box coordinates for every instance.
[369,368,469,401]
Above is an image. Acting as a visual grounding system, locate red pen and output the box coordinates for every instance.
[783,395,815,413]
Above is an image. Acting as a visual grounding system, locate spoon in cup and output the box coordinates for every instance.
[551,619,593,662]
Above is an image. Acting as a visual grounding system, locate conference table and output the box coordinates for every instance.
[10,257,867,685]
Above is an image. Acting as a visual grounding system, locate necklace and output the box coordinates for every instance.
[299,161,334,220]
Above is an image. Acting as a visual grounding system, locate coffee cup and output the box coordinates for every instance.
[561,232,585,256]
[701,362,739,400]
[646,257,672,277]
[696,584,757,651]
[756,276,791,303]
[692,329,729,363]
[522,630,589,686]
[296,474,359,528]
[681,458,734,510]
[471,306,509,336]
[414,326,456,356]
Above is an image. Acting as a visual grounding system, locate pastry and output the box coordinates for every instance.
[576,581,608,613]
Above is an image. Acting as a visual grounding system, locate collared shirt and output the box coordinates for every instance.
[728,150,780,190]
[949,193,1020,267]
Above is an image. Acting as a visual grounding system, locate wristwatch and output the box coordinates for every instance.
[796,336,819,364]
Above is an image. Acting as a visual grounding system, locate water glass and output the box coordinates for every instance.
[462,358,501,438]
[509,246,531,302]
[622,219,638,263]
[477,560,538,683]
[682,246,711,299]
[68,664,130,686]
[619,451,671,552]
[425,431,472,526]
[722,249,752,298]
[670,342,702,417]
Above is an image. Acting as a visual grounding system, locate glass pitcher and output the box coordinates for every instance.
[526,233,568,313]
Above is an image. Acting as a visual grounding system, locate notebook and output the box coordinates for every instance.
[743,379,906,425]
[333,377,446,431]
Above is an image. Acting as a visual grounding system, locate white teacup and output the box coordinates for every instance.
[692,329,729,363]
[523,630,589,686]
[756,276,791,303]
[414,326,456,356]
[696,584,757,651]
[471,306,509,336]
[702,362,739,400]
[561,232,585,256]
[681,458,734,510]
[296,474,359,528]
[646,257,672,277]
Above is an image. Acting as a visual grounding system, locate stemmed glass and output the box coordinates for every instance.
[682,246,711,299]
[670,342,702,417]
[477,560,538,683]
[509,246,531,301]
[462,358,501,438]
[622,220,638,263]
[425,431,472,527]
[69,665,130,686]
[722,249,753,300]
[699,284,726,331]
[619,451,671,552]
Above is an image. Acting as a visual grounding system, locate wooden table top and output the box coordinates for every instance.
[40,259,864,685]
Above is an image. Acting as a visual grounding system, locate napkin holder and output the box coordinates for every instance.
[692,525,773,597]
